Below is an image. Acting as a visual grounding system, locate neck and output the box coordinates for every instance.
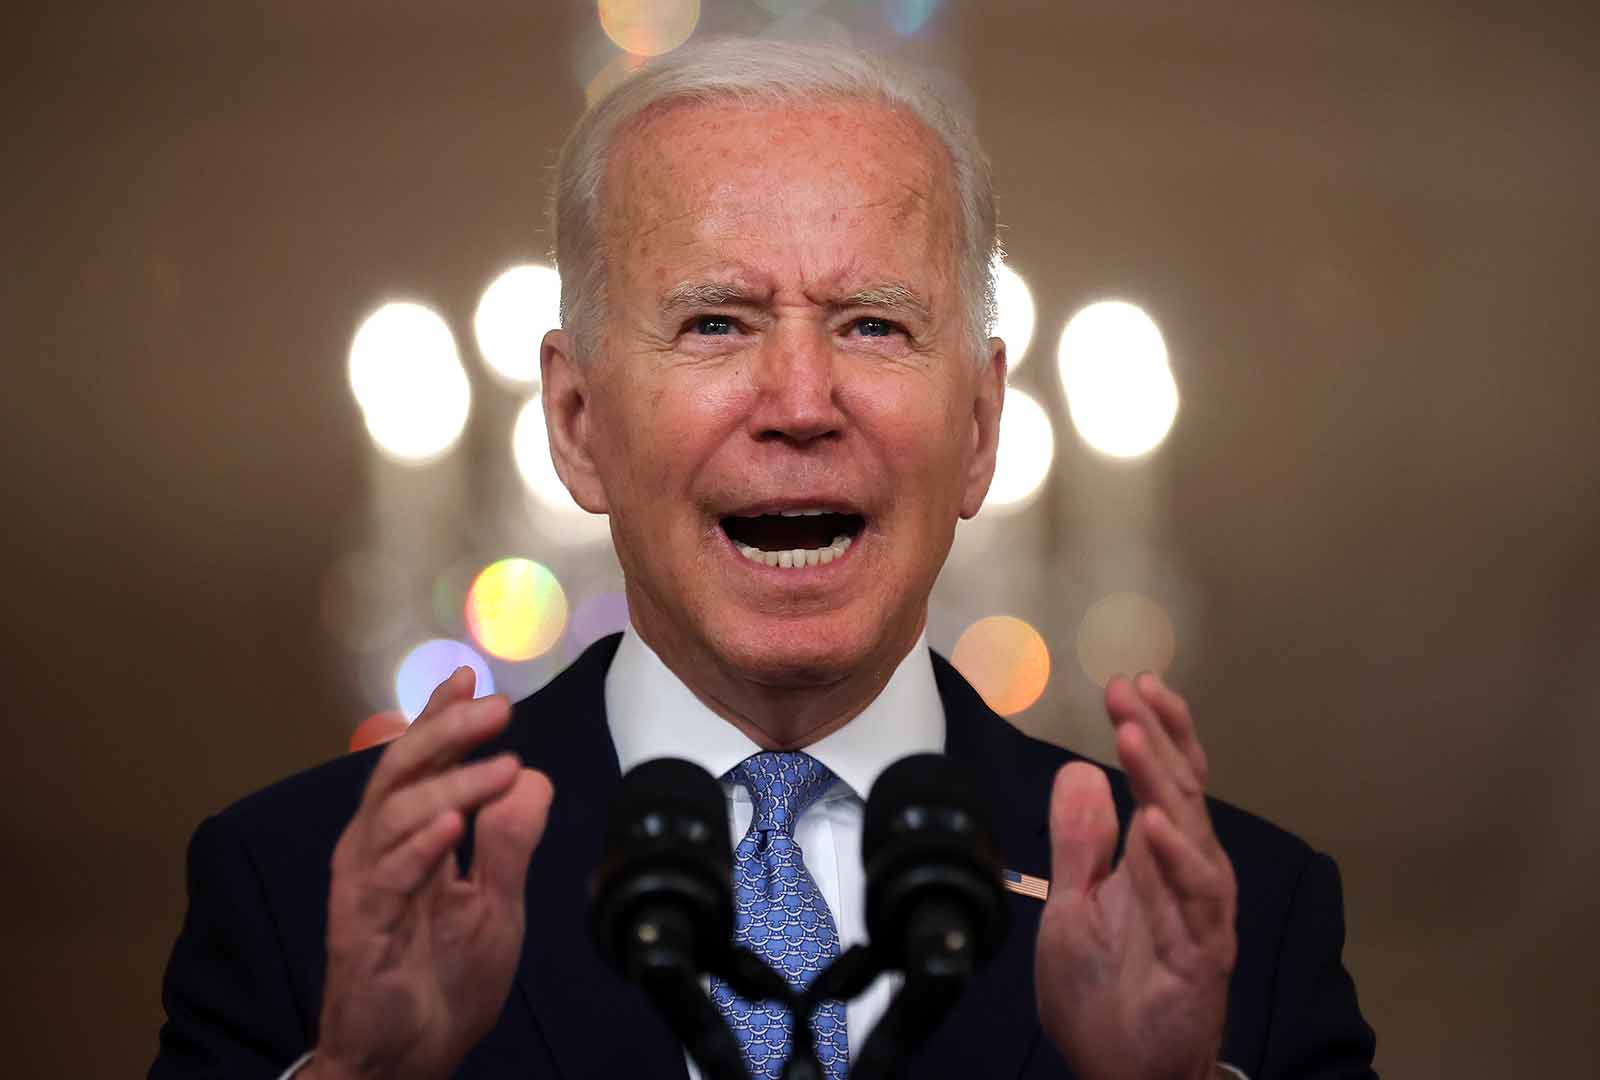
[629,616,924,751]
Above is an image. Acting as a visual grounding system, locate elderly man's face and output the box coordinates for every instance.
[547,97,1003,702]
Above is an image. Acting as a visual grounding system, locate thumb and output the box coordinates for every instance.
[1048,762,1118,900]
[474,768,555,903]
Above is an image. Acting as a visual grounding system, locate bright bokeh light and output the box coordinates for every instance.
[1057,300,1179,459]
[985,387,1055,512]
[348,301,471,463]
[951,615,1051,716]
[563,590,631,662]
[465,558,569,662]
[1075,592,1177,687]
[994,262,1036,371]
[598,0,700,57]
[512,393,589,515]
[394,639,495,721]
[474,264,561,386]
[886,0,941,35]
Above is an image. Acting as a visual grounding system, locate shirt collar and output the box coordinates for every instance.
[604,624,945,800]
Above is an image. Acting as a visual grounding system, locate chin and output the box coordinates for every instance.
[708,614,882,690]
[710,604,921,688]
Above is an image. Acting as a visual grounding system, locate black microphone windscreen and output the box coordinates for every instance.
[863,753,993,866]
[592,757,734,976]
[862,753,1008,970]
[604,757,730,866]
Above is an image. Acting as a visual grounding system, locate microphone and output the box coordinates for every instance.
[852,753,1009,1080]
[591,757,733,980]
[591,758,751,1080]
[862,753,1009,975]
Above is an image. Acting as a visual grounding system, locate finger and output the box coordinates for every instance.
[414,666,478,726]
[1121,807,1190,962]
[1134,672,1209,787]
[370,753,522,855]
[1047,762,1118,901]
[1142,805,1236,955]
[473,768,555,903]
[371,808,466,898]
[1106,674,1198,798]
[1113,718,1214,851]
[362,694,511,806]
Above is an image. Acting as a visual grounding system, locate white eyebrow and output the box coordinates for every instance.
[658,280,933,322]
[660,281,766,311]
[837,283,932,322]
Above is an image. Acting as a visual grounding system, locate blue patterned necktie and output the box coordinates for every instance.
[711,752,848,1080]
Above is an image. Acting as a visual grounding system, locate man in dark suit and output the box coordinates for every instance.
[152,38,1374,1080]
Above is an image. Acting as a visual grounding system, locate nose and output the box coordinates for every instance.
[748,322,844,445]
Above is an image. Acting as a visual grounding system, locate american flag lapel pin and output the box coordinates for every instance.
[1002,869,1050,901]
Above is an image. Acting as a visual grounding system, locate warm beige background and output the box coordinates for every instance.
[3,2,1596,1076]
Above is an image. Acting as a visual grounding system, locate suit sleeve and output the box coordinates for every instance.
[149,813,313,1079]
[1258,852,1378,1078]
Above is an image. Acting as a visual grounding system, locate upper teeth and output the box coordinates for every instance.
[735,534,853,568]
[778,508,831,517]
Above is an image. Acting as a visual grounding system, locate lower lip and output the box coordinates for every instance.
[715,526,862,577]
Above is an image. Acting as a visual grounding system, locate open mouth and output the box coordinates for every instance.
[720,509,866,569]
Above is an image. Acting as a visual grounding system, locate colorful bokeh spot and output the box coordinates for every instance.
[349,710,409,753]
[1075,592,1176,687]
[394,639,495,721]
[887,0,941,36]
[950,615,1052,717]
[598,0,700,57]
[465,558,569,662]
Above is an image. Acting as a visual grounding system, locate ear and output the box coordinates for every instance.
[958,337,1007,520]
[540,328,610,514]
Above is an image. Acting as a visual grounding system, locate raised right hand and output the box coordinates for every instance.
[307,667,554,1080]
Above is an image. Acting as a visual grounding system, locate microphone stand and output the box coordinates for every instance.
[784,894,983,1080]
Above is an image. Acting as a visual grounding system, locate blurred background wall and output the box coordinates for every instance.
[2,1,1596,1075]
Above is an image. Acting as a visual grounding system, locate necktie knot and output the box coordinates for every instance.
[728,752,836,836]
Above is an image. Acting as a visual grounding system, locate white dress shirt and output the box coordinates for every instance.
[605,625,944,1077]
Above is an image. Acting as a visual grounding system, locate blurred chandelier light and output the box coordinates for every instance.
[887,0,942,36]
[348,301,471,464]
[466,557,569,662]
[1075,592,1177,687]
[994,261,1036,371]
[474,264,561,387]
[598,0,700,57]
[513,394,586,514]
[950,614,1051,717]
[1057,300,1179,460]
[984,387,1055,512]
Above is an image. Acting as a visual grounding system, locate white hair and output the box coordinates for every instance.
[550,37,999,363]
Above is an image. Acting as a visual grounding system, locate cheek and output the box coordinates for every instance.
[870,383,973,483]
[594,371,748,506]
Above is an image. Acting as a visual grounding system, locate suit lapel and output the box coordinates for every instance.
[502,636,690,1080]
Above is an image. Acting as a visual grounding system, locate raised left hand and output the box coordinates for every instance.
[1035,673,1237,1080]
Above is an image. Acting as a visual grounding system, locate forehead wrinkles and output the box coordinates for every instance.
[601,98,960,290]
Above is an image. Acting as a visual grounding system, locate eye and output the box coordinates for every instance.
[687,315,738,336]
[850,317,901,339]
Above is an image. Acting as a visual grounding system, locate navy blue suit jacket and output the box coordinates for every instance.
[151,635,1376,1078]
